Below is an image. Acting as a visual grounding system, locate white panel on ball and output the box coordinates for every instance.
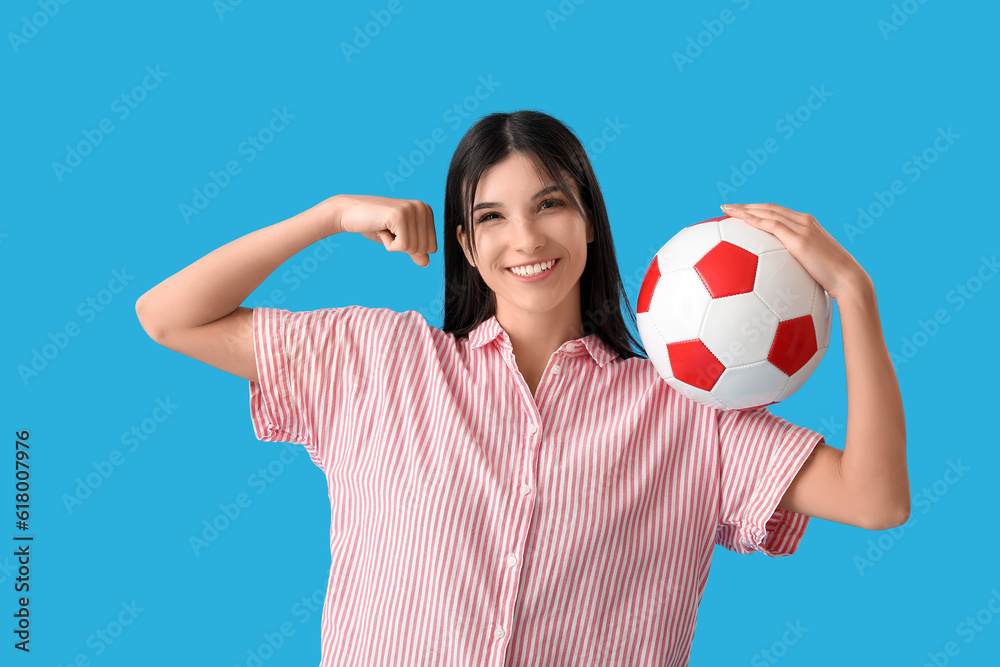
[811,283,834,351]
[637,312,673,379]
[700,293,776,366]
[666,379,727,411]
[713,361,790,410]
[656,221,721,274]
[775,352,825,403]
[718,217,786,254]
[754,250,816,321]
[649,268,713,343]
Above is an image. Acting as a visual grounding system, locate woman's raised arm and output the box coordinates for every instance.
[134,194,436,383]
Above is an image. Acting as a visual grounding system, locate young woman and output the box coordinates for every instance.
[136,110,908,665]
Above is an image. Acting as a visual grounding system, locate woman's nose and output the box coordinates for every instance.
[508,216,545,251]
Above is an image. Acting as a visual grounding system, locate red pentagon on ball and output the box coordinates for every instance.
[667,339,725,391]
[768,315,818,375]
[694,241,758,298]
[637,254,660,314]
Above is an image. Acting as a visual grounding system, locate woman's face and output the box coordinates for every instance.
[456,152,594,325]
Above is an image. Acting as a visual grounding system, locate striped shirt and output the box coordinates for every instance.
[248,305,824,666]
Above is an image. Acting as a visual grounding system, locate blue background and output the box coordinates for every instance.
[5,0,997,665]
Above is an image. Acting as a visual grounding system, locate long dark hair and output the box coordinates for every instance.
[441,110,647,362]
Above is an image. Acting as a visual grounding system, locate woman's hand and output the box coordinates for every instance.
[328,194,437,267]
[720,203,870,300]
[719,205,908,532]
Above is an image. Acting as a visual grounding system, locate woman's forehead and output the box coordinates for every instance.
[471,156,574,205]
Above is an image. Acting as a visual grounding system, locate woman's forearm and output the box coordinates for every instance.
[136,196,343,338]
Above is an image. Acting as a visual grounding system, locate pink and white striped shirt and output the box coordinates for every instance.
[249,305,824,666]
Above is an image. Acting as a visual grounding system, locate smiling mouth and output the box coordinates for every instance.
[508,258,559,277]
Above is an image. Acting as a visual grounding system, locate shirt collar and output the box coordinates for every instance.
[467,316,618,368]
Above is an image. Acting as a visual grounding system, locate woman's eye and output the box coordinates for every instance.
[476,199,563,223]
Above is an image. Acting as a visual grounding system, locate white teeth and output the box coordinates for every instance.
[510,260,555,277]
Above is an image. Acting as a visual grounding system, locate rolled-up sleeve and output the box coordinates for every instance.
[249,305,432,473]
[715,407,825,557]
[250,307,309,446]
[249,306,375,471]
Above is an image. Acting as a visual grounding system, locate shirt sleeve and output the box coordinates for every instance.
[248,305,393,467]
[714,406,826,557]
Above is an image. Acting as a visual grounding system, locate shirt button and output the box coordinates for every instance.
[520,483,531,496]
[495,625,505,639]
[551,365,561,375]
[527,423,537,434]
[506,554,517,567]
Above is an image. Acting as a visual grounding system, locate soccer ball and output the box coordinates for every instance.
[636,215,833,410]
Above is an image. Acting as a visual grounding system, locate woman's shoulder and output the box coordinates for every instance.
[267,304,431,326]
[254,305,443,350]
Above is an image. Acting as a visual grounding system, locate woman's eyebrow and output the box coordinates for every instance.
[472,185,561,212]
